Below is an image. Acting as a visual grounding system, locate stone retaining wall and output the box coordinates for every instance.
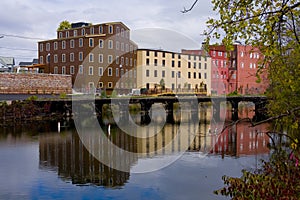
[0,73,72,94]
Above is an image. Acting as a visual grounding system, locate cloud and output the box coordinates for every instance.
[0,0,214,63]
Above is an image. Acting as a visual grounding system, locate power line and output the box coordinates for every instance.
[0,33,46,40]
[0,46,37,51]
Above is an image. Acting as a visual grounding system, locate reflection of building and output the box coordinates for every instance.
[211,122,270,156]
[39,130,137,187]
[136,49,211,95]
[38,22,138,94]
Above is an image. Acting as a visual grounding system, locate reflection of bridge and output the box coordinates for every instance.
[35,95,267,122]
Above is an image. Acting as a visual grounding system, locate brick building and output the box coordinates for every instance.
[38,21,138,94]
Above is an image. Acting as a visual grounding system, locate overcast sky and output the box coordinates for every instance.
[0,0,215,64]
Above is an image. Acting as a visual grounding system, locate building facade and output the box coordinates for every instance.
[136,49,211,95]
[38,22,138,94]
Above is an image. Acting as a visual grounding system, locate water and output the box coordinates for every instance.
[0,103,270,199]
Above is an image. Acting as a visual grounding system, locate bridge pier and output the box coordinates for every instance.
[140,100,153,125]
[229,100,239,121]
[253,100,267,121]
[164,102,175,124]
[212,100,221,121]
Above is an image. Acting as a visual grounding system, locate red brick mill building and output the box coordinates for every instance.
[182,44,269,95]
[38,21,138,94]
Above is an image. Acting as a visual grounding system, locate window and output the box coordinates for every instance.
[121,28,124,37]
[73,30,77,37]
[79,52,83,61]
[194,72,196,79]
[146,70,150,77]
[121,57,124,65]
[199,73,201,79]
[241,62,244,68]
[204,63,207,69]
[99,39,104,48]
[39,43,43,52]
[89,66,93,75]
[79,65,83,74]
[154,70,158,77]
[81,28,85,36]
[99,82,103,88]
[172,71,175,78]
[89,53,94,62]
[40,56,43,64]
[199,63,201,69]
[54,54,58,63]
[121,43,124,51]
[194,62,196,69]
[54,66,58,74]
[66,31,69,38]
[99,26,103,34]
[70,40,74,48]
[188,72,191,78]
[154,51,158,57]
[89,38,94,47]
[162,52,165,57]
[70,53,74,62]
[99,54,103,63]
[204,73,207,79]
[178,61,181,68]
[108,82,113,88]
[240,51,244,57]
[130,58,132,66]
[154,59,158,66]
[54,42,58,50]
[62,54,66,62]
[116,56,119,64]
[116,27,120,36]
[172,60,175,67]
[108,55,113,64]
[116,68,119,77]
[108,25,113,34]
[250,52,253,58]
[70,66,75,74]
[188,62,191,68]
[62,66,66,74]
[162,70,165,78]
[59,32,63,39]
[172,53,175,59]
[218,51,222,56]
[162,60,165,66]
[108,67,113,76]
[250,63,253,68]
[178,71,181,78]
[79,38,83,47]
[108,40,113,49]
[90,27,94,35]
[62,41,66,49]
[46,43,50,51]
[146,58,150,65]
[146,51,150,56]
[126,44,129,52]
[98,67,103,76]
[116,41,120,50]
[126,57,129,66]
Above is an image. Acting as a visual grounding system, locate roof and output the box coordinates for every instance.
[0,56,15,66]
[19,58,38,66]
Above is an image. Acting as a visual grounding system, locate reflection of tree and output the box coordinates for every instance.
[39,130,136,188]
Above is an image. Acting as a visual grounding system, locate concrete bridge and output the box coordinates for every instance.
[34,95,268,123]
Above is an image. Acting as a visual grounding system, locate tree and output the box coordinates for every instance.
[57,20,71,31]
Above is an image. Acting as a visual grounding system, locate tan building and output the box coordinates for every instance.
[38,22,138,95]
[136,49,211,95]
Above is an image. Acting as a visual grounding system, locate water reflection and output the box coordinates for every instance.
[36,103,270,187]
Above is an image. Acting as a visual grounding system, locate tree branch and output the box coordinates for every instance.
[181,0,199,13]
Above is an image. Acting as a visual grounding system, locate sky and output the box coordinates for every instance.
[0,0,216,64]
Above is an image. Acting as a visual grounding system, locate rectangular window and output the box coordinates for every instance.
[204,73,207,79]
[126,58,129,66]
[54,54,58,63]
[199,63,201,69]
[40,56,43,64]
[99,54,103,63]
[99,82,103,88]
[89,38,94,47]
[162,70,165,78]
[108,55,113,64]
[70,53,74,62]
[89,53,94,62]
[79,52,83,61]
[116,41,119,50]
[74,30,77,37]
[66,31,69,38]
[154,59,158,66]
[62,66,66,74]
[108,82,113,88]
[199,73,201,79]
[79,38,83,47]
[172,71,175,78]
[90,27,94,35]
[108,67,113,76]
[54,66,58,74]
[46,43,50,51]
[39,43,43,52]
[70,40,74,48]
[79,65,83,74]
[62,54,66,62]
[178,61,181,68]
[98,67,103,76]
[108,40,113,49]
[146,51,150,56]
[204,63,207,69]
[146,70,150,77]
[172,60,175,67]
[146,58,150,65]
[70,66,75,74]
[154,51,158,57]
[81,28,85,36]
[99,39,104,48]
[54,42,58,50]
[194,72,196,79]
[89,66,93,75]
[116,68,119,77]
[162,60,165,66]
[154,70,157,77]
[116,56,119,64]
[188,72,191,78]
[62,41,66,49]
[108,25,113,34]
[99,26,103,34]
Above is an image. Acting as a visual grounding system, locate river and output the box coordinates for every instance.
[0,102,270,199]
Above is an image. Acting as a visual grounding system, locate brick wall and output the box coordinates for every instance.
[0,73,72,94]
